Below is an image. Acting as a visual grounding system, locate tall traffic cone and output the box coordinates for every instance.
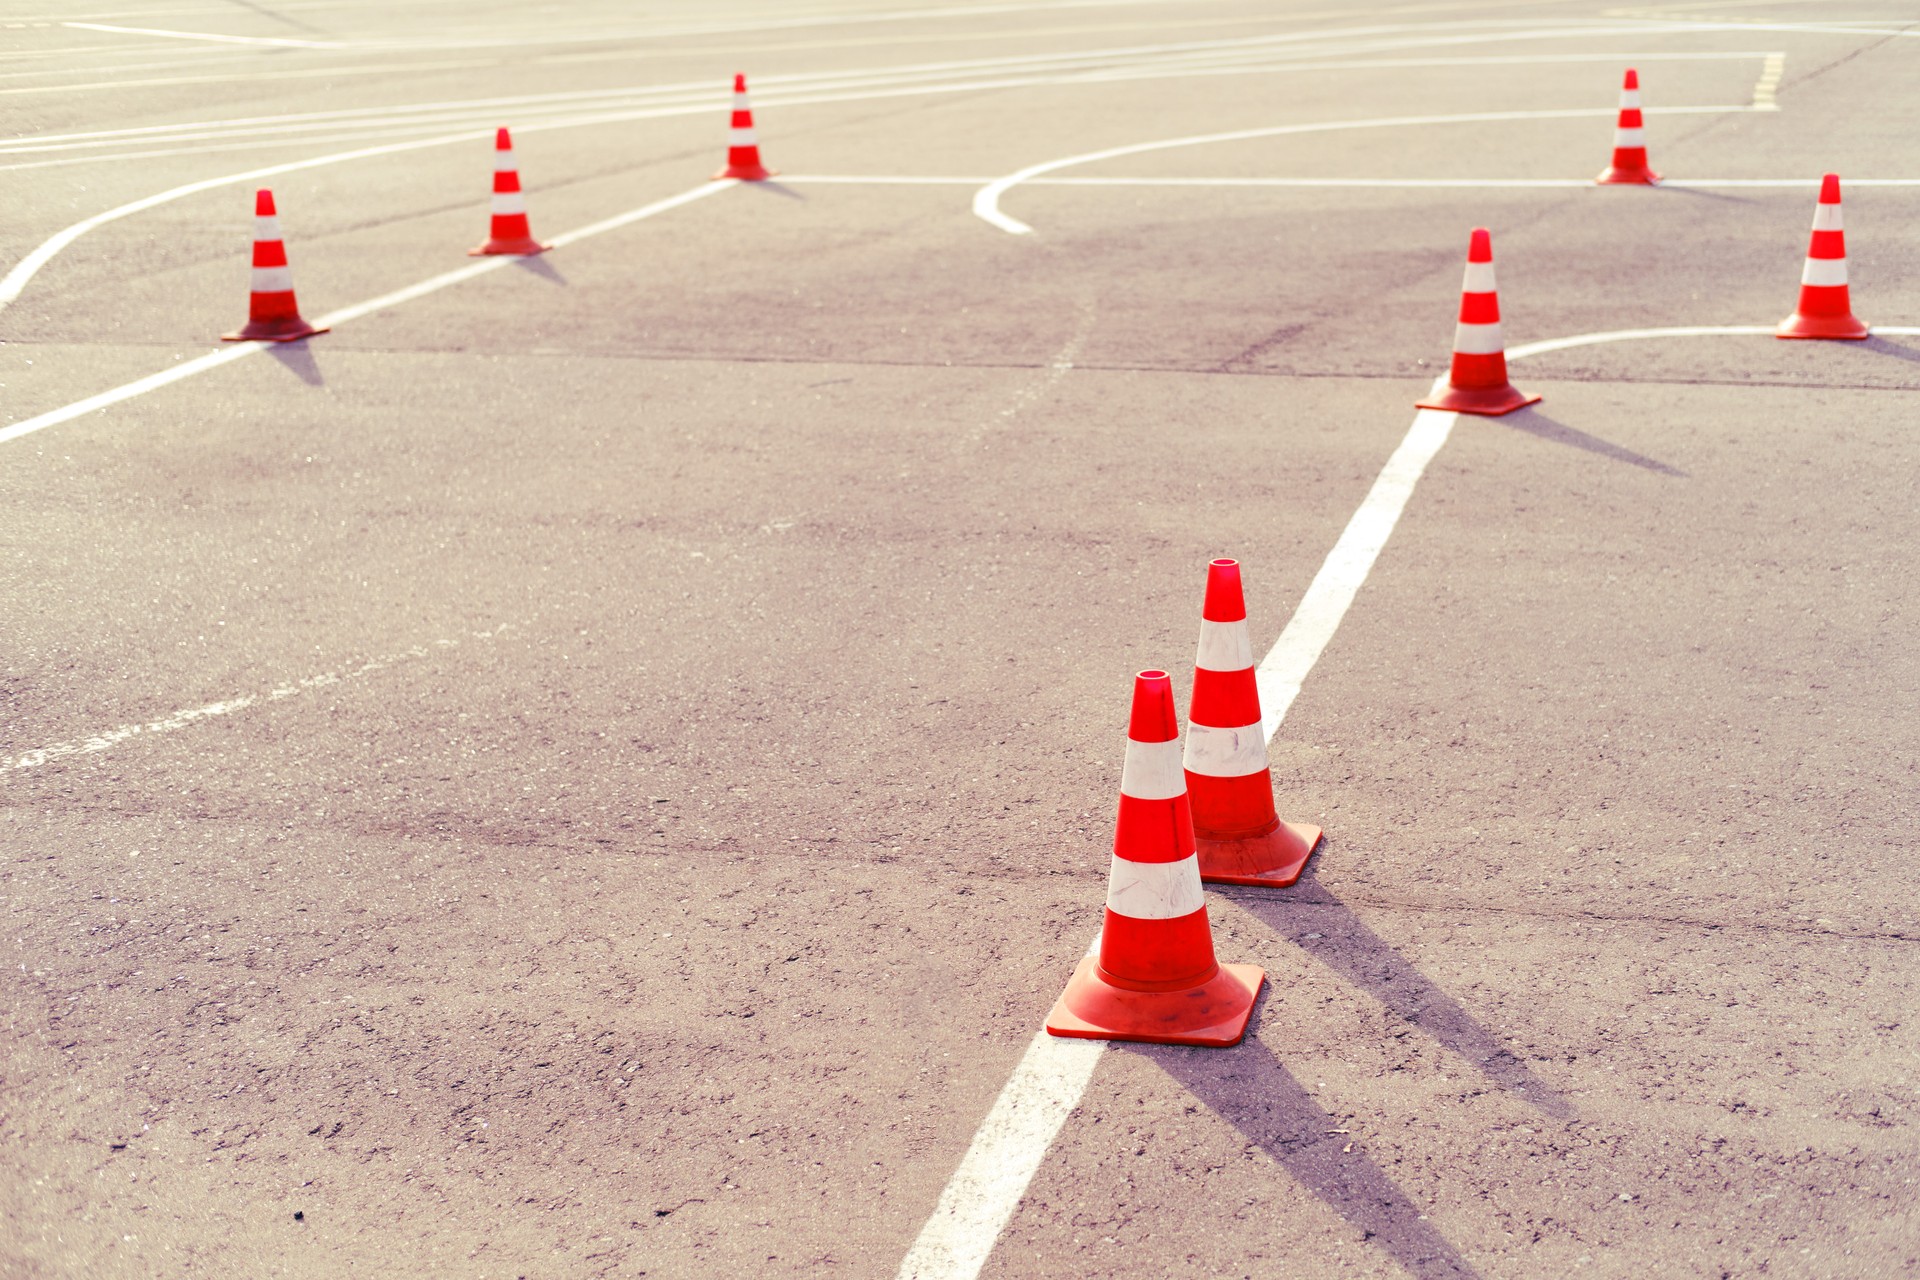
[221,189,327,343]
[470,127,549,257]
[714,73,774,181]
[1596,68,1660,185]
[1415,227,1540,417]
[1185,559,1323,887]
[1045,670,1265,1048]
[1778,174,1869,340]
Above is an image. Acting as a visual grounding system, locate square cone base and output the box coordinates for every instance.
[1044,959,1265,1048]
[1415,382,1541,417]
[1777,313,1869,340]
[469,237,550,256]
[1197,821,1323,887]
[1596,166,1661,185]
[221,317,328,343]
[715,164,775,181]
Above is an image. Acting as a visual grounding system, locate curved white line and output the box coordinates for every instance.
[1507,323,1920,360]
[973,104,1763,234]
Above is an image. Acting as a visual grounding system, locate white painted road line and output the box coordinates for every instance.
[0,626,515,775]
[784,174,1920,189]
[973,104,1769,233]
[0,181,732,447]
[63,22,345,49]
[895,318,1920,1279]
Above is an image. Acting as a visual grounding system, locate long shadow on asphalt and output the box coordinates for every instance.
[750,180,807,200]
[1498,407,1686,477]
[1221,858,1577,1122]
[1131,1018,1484,1280]
[268,341,323,386]
[1862,335,1920,364]
[513,255,568,284]
[1654,184,1755,205]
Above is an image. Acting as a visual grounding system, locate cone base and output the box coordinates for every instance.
[1045,958,1264,1048]
[1198,821,1323,888]
[221,316,328,343]
[1596,166,1661,185]
[714,163,775,181]
[1415,382,1542,417]
[1777,312,1869,340]
[468,237,550,257]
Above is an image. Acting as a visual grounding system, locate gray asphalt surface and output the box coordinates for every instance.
[2,1,1917,1277]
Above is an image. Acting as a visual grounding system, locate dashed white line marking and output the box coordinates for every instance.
[1,626,515,775]
[1751,51,1785,110]
[62,21,345,49]
[0,181,733,447]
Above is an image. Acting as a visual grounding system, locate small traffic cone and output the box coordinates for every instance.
[470,127,549,257]
[1045,670,1265,1048]
[1596,68,1660,185]
[1415,227,1540,417]
[222,189,327,343]
[714,73,774,181]
[1778,174,1869,340]
[1185,559,1323,887]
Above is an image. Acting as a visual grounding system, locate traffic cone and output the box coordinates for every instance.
[1778,174,1869,340]
[1185,559,1323,887]
[713,73,774,181]
[470,127,549,257]
[1044,670,1265,1048]
[1596,68,1660,185]
[221,189,327,343]
[1415,227,1540,417]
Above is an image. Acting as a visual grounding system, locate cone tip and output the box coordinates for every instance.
[254,188,276,216]
[1128,671,1178,743]
[733,72,747,92]
[1820,172,1841,203]
[1202,559,1247,623]
[1623,67,1639,89]
[1467,226,1492,263]
[496,126,511,149]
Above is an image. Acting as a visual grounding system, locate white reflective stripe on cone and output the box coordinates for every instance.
[1813,203,1844,231]
[1183,720,1269,778]
[494,151,518,172]
[1195,618,1253,673]
[733,92,751,110]
[254,217,283,242]
[1105,853,1205,920]
[1801,257,1849,287]
[1619,90,1641,110]
[490,190,527,215]
[250,266,294,293]
[1119,737,1185,801]
[1612,127,1645,148]
[1452,320,1504,355]
[728,127,758,146]
[1461,261,1497,294]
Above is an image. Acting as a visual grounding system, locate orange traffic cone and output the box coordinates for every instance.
[1185,559,1322,887]
[1596,68,1660,185]
[470,127,549,256]
[1778,174,1869,340]
[1045,670,1265,1048]
[714,73,774,181]
[222,189,327,343]
[1415,227,1539,417]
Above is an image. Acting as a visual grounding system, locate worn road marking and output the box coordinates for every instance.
[1752,50,1785,109]
[1,626,514,775]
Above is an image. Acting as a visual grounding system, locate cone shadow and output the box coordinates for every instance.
[267,340,323,386]
[749,180,806,201]
[1223,861,1576,1122]
[1652,184,1755,205]
[1131,1030,1485,1280]
[1498,408,1686,477]
[512,254,568,284]
[1861,335,1920,365]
